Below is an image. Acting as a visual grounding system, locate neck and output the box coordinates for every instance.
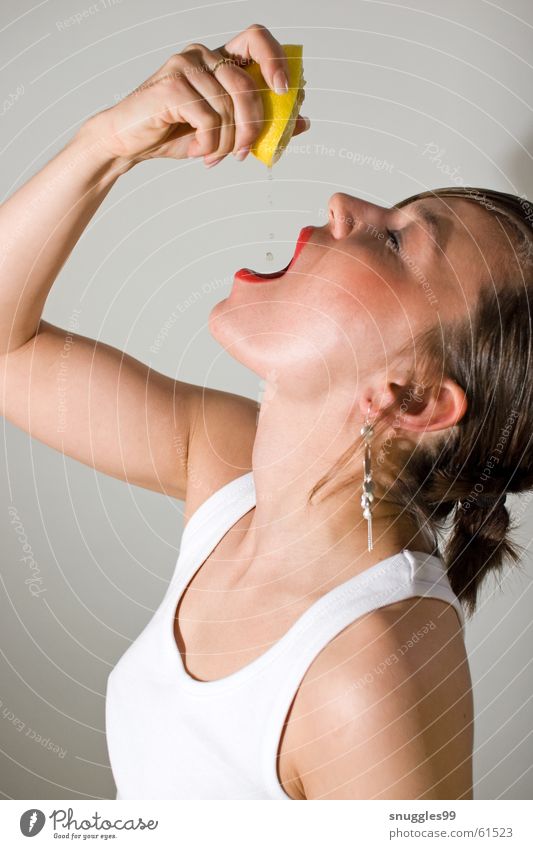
[237,385,433,574]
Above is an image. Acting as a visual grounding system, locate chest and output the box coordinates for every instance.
[171,526,344,800]
[173,541,329,681]
[169,510,429,799]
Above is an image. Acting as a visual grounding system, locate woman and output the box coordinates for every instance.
[1,24,532,801]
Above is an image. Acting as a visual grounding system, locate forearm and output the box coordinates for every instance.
[0,118,133,354]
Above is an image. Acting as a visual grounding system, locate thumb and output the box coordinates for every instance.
[291,115,311,138]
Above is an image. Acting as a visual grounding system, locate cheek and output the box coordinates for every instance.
[208,262,426,390]
[328,250,435,321]
[298,262,436,374]
[290,262,398,346]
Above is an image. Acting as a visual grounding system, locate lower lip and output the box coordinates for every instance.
[235,226,314,284]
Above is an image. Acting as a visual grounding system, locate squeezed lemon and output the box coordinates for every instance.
[243,44,306,167]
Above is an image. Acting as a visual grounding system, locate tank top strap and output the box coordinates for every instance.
[167,472,255,594]
[260,550,448,687]
[180,471,255,548]
[257,548,465,798]
[402,548,465,629]
[257,549,465,689]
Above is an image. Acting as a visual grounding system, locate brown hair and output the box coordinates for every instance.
[308,185,533,619]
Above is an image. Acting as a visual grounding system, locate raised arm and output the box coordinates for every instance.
[0,25,309,500]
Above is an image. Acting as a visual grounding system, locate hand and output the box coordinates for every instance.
[84,24,309,168]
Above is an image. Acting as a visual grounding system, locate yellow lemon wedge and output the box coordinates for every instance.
[242,44,306,167]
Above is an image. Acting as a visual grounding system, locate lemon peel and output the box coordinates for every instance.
[243,44,306,167]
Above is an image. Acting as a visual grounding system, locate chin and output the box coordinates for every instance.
[207,303,332,400]
[207,298,260,373]
[207,299,241,357]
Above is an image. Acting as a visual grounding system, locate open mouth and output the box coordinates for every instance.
[235,226,314,283]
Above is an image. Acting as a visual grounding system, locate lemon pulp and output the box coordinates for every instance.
[243,44,306,167]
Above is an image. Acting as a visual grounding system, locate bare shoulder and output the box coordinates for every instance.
[184,385,259,520]
[284,596,473,800]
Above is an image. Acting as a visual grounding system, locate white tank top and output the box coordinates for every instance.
[105,471,465,800]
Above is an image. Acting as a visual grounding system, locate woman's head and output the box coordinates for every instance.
[209,187,524,403]
[209,184,533,618]
[312,186,533,618]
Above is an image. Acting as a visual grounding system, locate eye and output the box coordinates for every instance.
[386,229,402,253]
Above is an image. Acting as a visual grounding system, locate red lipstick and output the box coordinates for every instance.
[235,225,314,284]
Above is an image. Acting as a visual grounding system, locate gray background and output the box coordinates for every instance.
[1,0,532,800]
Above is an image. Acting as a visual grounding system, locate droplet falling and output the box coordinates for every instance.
[266,164,273,207]
[266,165,275,261]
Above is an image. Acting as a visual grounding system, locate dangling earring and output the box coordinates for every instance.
[360,403,375,552]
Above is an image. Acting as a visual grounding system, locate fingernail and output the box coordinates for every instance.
[300,116,311,130]
[273,70,289,94]
[205,157,223,168]
[234,146,250,161]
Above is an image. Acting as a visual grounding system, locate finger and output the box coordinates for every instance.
[196,83,234,163]
[219,23,290,95]
[291,115,311,138]
[171,77,222,157]
[210,63,264,154]
[202,109,234,164]
[177,47,236,161]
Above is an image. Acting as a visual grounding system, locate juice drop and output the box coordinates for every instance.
[266,165,274,262]
[266,163,274,204]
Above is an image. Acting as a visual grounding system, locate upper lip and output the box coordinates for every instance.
[236,226,315,282]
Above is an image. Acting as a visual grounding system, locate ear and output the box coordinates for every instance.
[392,378,468,434]
[360,378,467,434]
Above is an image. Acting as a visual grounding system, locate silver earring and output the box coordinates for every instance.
[360,404,375,552]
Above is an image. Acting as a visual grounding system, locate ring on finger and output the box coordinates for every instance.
[208,56,235,74]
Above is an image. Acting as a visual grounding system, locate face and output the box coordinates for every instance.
[208,192,507,401]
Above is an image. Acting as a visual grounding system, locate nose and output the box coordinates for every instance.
[327,192,392,240]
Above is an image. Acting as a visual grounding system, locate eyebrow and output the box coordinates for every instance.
[410,203,451,259]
